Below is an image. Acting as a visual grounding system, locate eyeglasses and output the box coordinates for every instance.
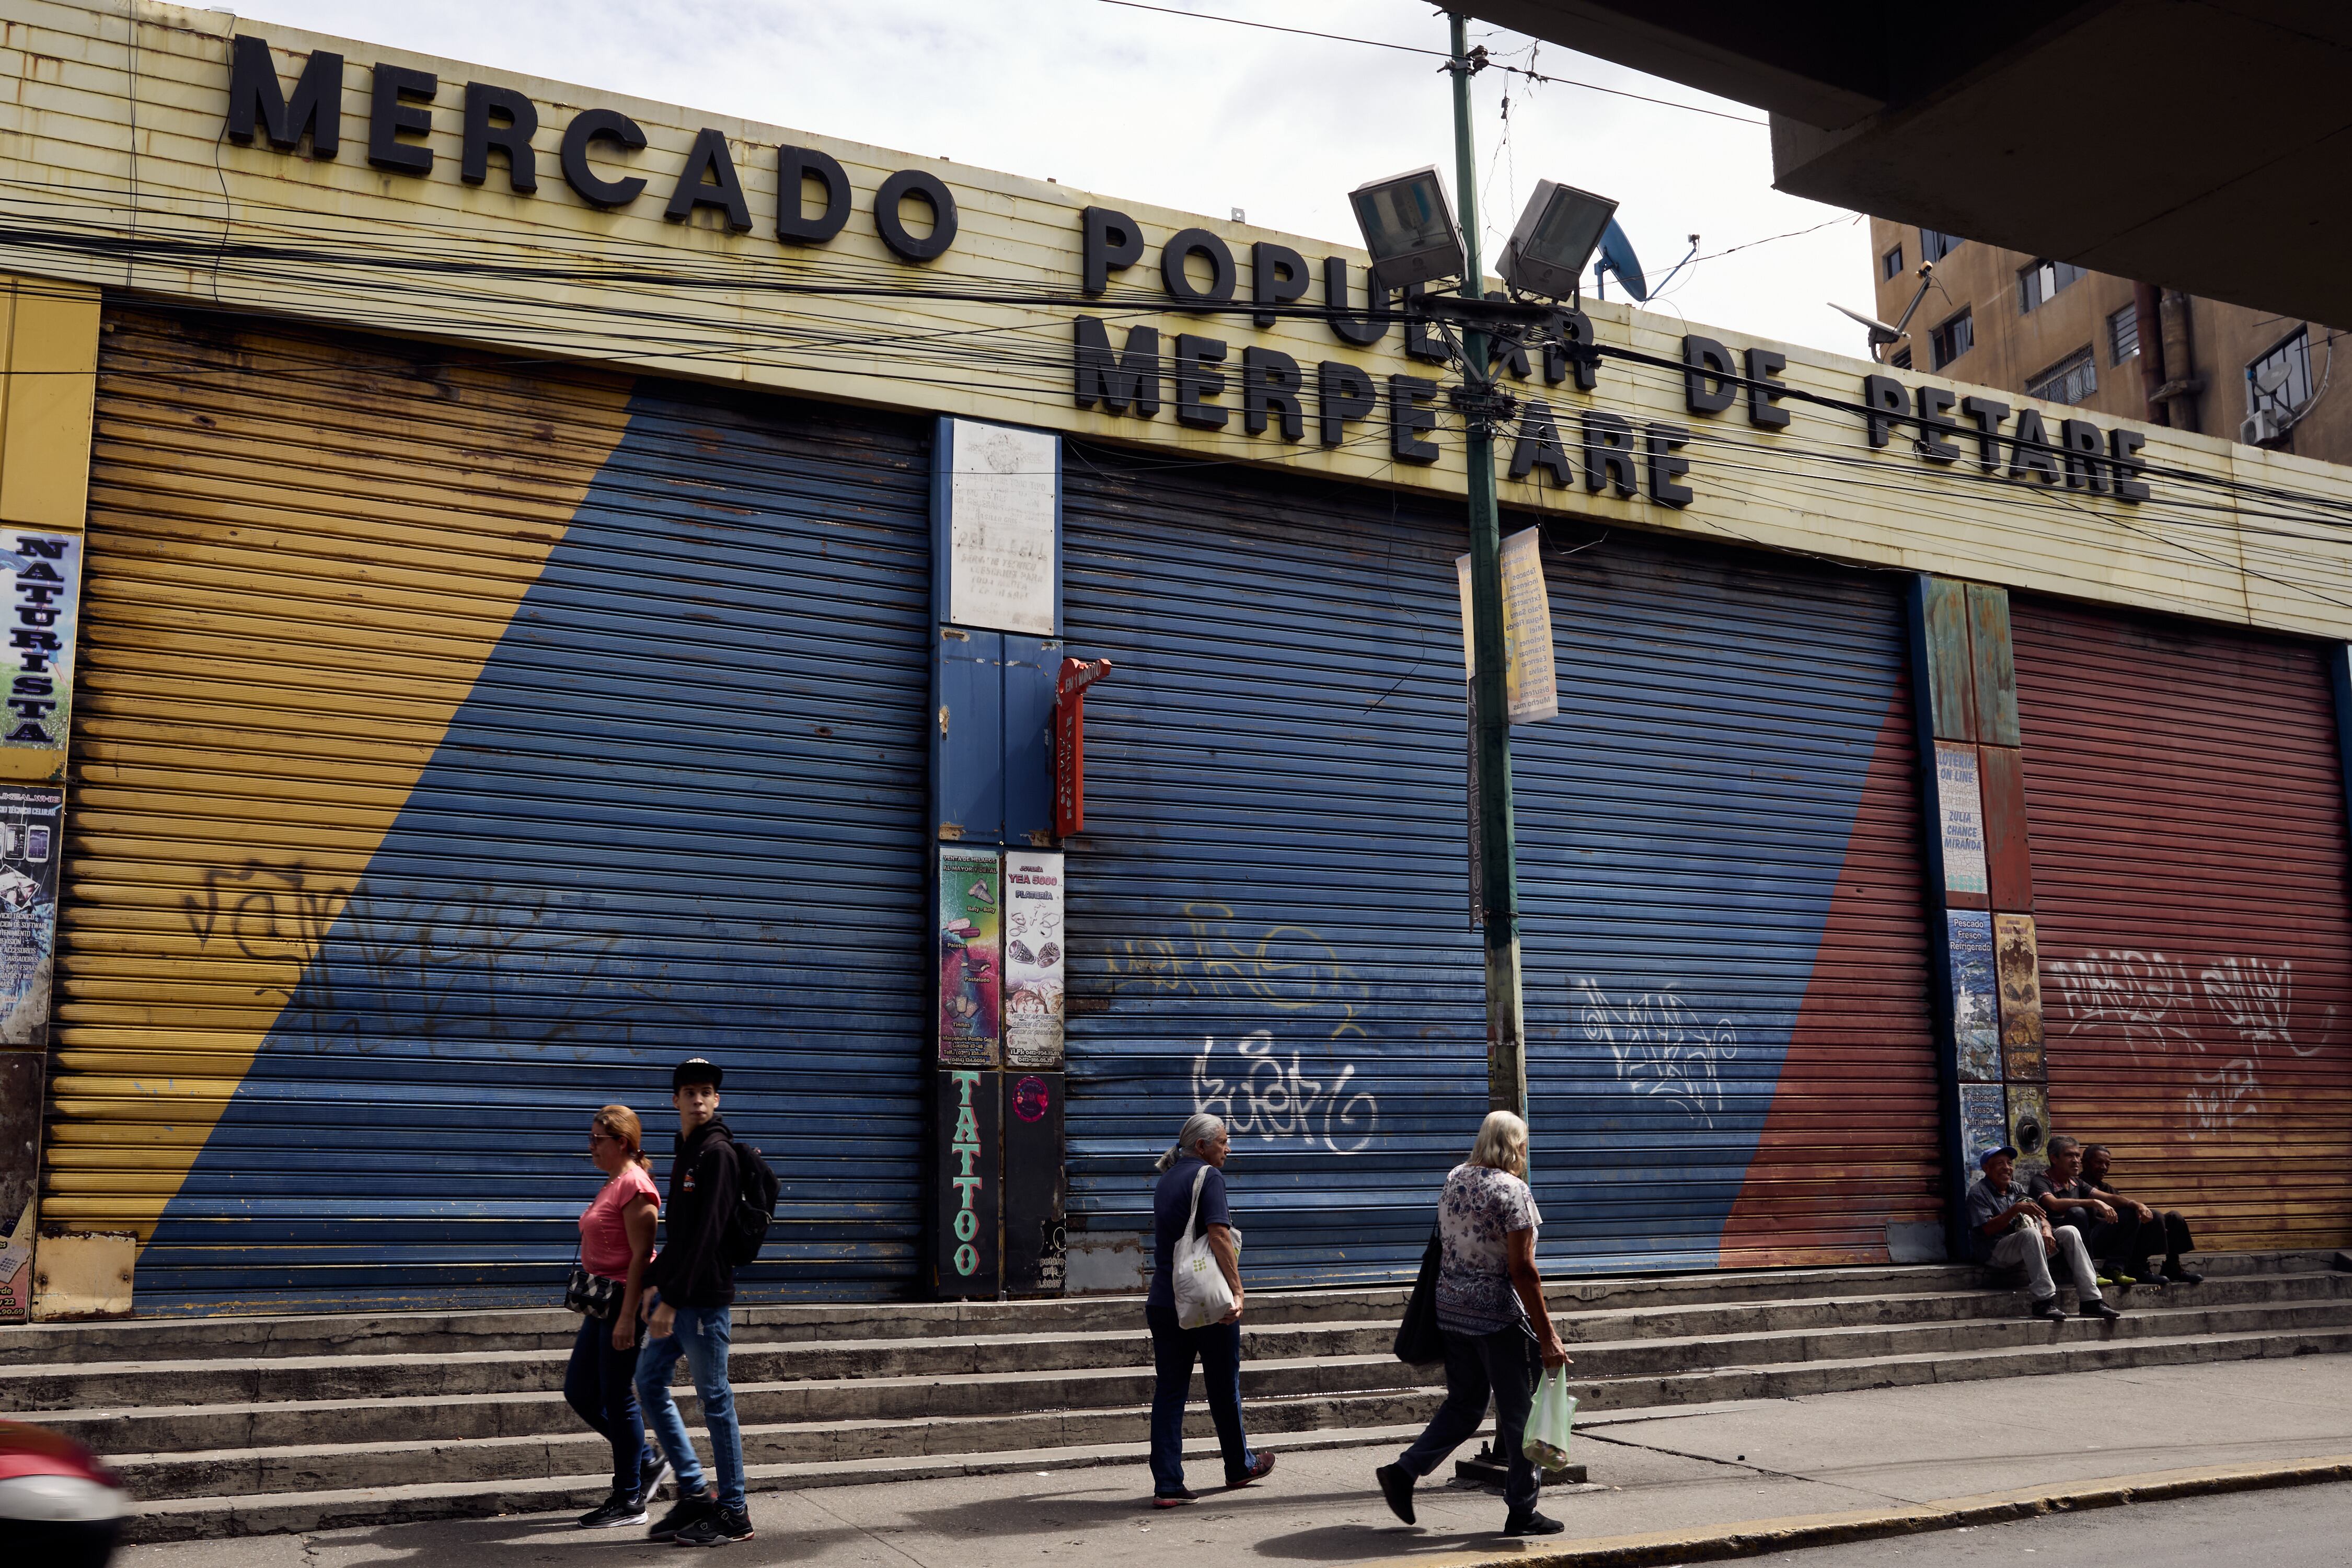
[590,1132,619,1144]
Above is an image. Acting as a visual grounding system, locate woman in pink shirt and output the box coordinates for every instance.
[566,1104,666,1529]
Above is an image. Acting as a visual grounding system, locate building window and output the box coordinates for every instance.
[1890,346,1913,370]
[2247,327,2313,419]
[2018,258,2088,312]
[2108,304,2140,364]
[1930,309,1973,370]
[1882,244,1904,280]
[1920,228,1961,262]
[2027,347,2098,406]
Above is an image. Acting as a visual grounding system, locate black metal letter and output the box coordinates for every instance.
[1862,374,1909,448]
[461,83,537,192]
[1390,375,1440,463]
[2060,418,2109,493]
[1173,335,1229,428]
[1744,347,1790,429]
[367,63,435,176]
[1240,347,1304,440]
[1646,422,1694,506]
[1074,318,1160,417]
[1681,336,1736,414]
[1317,361,1376,446]
[875,170,959,262]
[226,36,342,158]
[1081,208,1144,295]
[665,129,752,231]
[1161,229,1237,309]
[1915,385,1961,464]
[2108,427,2150,502]
[1961,395,2011,472]
[1323,257,1390,347]
[1583,410,1639,495]
[1250,243,1309,327]
[561,109,647,207]
[2008,408,2062,485]
[1401,283,1448,363]
[1507,400,1573,487]
[776,146,852,243]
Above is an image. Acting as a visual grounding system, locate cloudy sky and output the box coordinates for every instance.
[269,0,1881,358]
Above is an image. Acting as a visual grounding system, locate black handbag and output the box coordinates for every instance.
[1393,1221,1445,1366]
[563,1248,625,1321]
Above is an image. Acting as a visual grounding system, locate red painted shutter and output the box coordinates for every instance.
[2012,596,2352,1252]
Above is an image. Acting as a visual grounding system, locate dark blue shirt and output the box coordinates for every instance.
[1148,1158,1230,1309]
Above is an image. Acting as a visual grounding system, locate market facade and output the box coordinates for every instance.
[2,1,2349,1319]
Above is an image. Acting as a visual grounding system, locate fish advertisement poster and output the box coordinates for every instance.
[938,847,1002,1066]
[1001,851,1065,1068]
[1949,909,2000,1083]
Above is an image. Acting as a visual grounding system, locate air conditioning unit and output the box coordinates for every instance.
[2241,409,2286,445]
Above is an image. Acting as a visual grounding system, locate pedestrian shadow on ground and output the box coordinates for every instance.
[311,1512,870,1565]
[1251,1523,1513,1559]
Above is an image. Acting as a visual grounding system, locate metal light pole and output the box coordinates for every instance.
[1447,12,1529,1122]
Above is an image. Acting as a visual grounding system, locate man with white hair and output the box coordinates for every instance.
[1143,1111,1274,1508]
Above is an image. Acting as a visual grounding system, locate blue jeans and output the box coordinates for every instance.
[633,1304,745,1514]
[564,1312,656,1495]
[1396,1324,1541,1517]
[1144,1301,1255,1496]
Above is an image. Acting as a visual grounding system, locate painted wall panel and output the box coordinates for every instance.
[2014,597,2352,1253]
[50,309,932,1311]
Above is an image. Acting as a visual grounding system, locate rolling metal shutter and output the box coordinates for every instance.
[1515,530,1941,1271]
[2012,597,2352,1252]
[1059,446,1939,1286]
[47,306,932,1312]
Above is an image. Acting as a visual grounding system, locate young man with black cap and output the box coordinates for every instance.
[1964,1145,2119,1323]
[635,1057,752,1546]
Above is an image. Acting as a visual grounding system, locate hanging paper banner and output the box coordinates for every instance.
[938,847,1002,1066]
[1002,850,1066,1068]
[1456,526,1559,724]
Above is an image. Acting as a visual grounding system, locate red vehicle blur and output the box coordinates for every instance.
[0,1419,128,1567]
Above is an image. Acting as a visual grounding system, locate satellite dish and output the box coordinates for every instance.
[2255,361,2290,395]
[1829,301,1903,347]
[1595,219,1649,302]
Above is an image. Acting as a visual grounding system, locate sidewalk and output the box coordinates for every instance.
[116,1354,2352,1567]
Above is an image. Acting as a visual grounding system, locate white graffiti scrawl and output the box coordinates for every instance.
[2043,948,2318,1139]
[1572,979,1739,1128]
[1193,1031,1379,1155]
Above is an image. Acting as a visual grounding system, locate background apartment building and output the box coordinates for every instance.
[1867,217,2349,464]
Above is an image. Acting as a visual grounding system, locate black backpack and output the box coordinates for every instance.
[723,1140,780,1266]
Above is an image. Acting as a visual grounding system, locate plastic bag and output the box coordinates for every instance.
[1522,1367,1577,1470]
[1172,1165,1241,1329]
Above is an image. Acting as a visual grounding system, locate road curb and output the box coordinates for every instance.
[1346,1453,2352,1568]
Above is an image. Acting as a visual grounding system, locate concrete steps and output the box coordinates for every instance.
[6,1248,2345,1541]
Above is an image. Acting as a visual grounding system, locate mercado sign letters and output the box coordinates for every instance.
[225,33,2163,515]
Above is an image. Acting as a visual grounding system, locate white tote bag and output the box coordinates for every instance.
[1171,1163,1242,1329]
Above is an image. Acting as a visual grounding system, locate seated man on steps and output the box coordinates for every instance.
[1965,1145,2119,1323]
[2083,1143,2204,1285]
[2028,1136,2159,1290]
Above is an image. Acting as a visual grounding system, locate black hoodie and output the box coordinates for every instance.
[645,1116,739,1308]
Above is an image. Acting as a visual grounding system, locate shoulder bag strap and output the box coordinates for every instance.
[1187,1161,1211,1241]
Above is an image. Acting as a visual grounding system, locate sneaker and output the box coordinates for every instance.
[578,1491,649,1529]
[1227,1451,1276,1489]
[672,1504,755,1547]
[1150,1490,1196,1509]
[1503,1509,1567,1537]
[2027,1297,2067,1323]
[2081,1298,2122,1322]
[1376,1462,1417,1525]
[2164,1263,2206,1285]
[638,1445,673,1502]
[648,1492,714,1543]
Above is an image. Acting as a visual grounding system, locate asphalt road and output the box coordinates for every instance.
[1747,1480,2352,1568]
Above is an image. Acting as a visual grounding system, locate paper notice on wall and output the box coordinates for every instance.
[949,420,1058,636]
[0,1199,29,1321]
[939,847,1002,1067]
[1001,850,1065,1068]
[1934,741,1988,897]
[0,786,61,1045]
[1949,909,2000,1083]
[1456,526,1559,723]
[0,532,78,756]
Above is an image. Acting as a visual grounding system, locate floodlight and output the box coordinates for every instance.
[1500,179,1619,301]
[1348,166,1465,292]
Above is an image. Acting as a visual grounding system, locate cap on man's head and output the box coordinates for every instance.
[673,1057,724,1092]
[1979,1144,2019,1170]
